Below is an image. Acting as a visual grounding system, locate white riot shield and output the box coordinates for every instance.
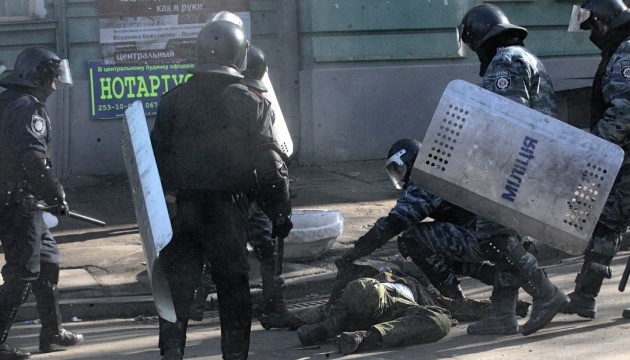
[411,80,624,255]
[122,100,175,322]
[262,72,293,157]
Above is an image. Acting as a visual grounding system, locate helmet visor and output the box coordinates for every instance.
[456,24,468,57]
[56,59,73,87]
[384,149,408,190]
[568,5,592,32]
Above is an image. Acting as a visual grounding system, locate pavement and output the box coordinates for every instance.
[0,159,627,324]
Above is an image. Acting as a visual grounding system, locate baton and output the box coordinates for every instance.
[36,204,106,227]
[273,236,286,286]
[619,255,630,292]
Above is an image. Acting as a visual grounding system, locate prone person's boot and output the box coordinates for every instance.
[260,303,328,330]
[297,321,334,346]
[563,226,619,319]
[336,329,382,355]
[467,284,519,335]
[0,281,32,360]
[32,263,84,353]
[158,317,187,360]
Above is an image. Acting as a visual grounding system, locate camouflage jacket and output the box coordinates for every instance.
[482,45,557,118]
[477,45,558,238]
[592,40,630,151]
[375,182,476,235]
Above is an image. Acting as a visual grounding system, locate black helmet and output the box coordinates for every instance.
[241,45,268,91]
[384,138,422,190]
[569,0,630,45]
[212,10,244,30]
[457,4,527,53]
[243,45,267,81]
[195,20,249,78]
[0,46,72,88]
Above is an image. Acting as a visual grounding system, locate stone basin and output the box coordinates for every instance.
[284,209,344,261]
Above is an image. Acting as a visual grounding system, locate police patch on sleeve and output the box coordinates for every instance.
[621,61,630,80]
[495,71,511,92]
[30,115,47,137]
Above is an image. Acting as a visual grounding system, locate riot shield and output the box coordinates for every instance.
[262,71,293,157]
[411,80,624,255]
[122,100,175,322]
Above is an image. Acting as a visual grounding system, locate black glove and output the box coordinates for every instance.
[51,199,69,217]
[272,216,293,239]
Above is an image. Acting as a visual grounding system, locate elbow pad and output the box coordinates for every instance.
[255,149,291,221]
[20,150,65,205]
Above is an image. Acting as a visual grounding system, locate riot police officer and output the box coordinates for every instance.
[150,19,292,360]
[0,47,83,359]
[566,0,630,319]
[241,45,290,317]
[336,138,495,300]
[456,4,568,336]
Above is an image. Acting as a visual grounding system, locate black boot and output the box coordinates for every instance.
[520,268,569,336]
[0,343,30,360]
[161,339,184,360]
[480,235,567,336]
[461,261,496,286]
[259,312,303,330]
[32,263,84,353]
[516,299,532,319]
[158,317,187,360]
[563,227,619,319]
[467,285,519,335]
[297,322,331,346]
[0,281,32,360]
[336,329,381,355]
[435,278,465,299]
[215,274,251,359]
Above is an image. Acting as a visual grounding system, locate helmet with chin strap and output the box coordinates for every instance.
[457,4,527,54]
[0,46,72,89]
[568,0,630,49]
[384,138,422,190]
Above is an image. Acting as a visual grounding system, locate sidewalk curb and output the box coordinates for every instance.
[15,271,338,322]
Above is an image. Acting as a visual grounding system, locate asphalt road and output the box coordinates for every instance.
[6,253,630,360]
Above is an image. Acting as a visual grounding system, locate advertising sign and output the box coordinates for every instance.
[98,0,248,65]
[88,61,194,119]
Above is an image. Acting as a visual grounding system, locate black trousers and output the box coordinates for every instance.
[159,190,252,356]
[0,193,60,283]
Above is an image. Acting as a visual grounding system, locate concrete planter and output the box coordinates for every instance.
[284,209,344,261]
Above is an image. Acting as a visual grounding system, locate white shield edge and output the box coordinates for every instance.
[411,79,624,255]
[122,100,175,322]
[262,72,294,157]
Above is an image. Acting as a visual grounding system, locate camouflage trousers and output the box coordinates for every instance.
[324,278,453,348]
[402,221,485,283]
[598,154,630,234]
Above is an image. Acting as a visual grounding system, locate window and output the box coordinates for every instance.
[0,0,47,22]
